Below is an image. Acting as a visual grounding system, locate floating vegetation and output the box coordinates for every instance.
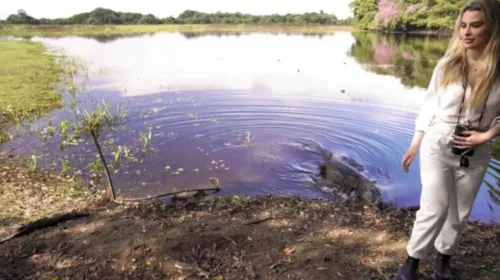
[152,107,167,114]
[245,131,255,147]
[59,131,80,151]
[59,120,69,134]
[139,127,153,150]
[153,98,164,104]
[23,155,39,172]
[45,121,57,137]
[69,79,77,96]
[112,145,123,165]
[60,159,71,175]
[208,159,231,171]
[87,158,103,171]
[0,132,13,143]
[173,168,184,175]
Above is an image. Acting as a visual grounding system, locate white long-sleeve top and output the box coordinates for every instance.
[415,58,500,134]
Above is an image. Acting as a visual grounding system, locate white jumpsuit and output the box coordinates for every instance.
[407,58,500,259]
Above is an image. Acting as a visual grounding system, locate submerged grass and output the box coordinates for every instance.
[0,24,352,37]
[0,40,63,122]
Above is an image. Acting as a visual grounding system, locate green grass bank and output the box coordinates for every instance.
[0,40,63,123]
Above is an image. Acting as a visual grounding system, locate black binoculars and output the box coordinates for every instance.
[451,124,474,168]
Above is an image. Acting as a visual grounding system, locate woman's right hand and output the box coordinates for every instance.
[402,131,425,173]
[401,145,418,173]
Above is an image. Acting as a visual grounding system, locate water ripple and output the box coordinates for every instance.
[2,32,499,224]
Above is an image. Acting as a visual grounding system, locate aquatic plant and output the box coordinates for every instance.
[244,131,255,147]
[0,132,12,143]
[23,155,39,172]
[72,101,128,201]
[60,159,71,175]
[139,127,153,150]
[59,119,69,134]
[112,145,123,165]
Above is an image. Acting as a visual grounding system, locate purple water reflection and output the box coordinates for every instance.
[1,31,499,222]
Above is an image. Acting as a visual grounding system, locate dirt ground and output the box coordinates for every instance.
[0,155,499,280]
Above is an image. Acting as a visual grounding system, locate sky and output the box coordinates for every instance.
[1,0,354,21]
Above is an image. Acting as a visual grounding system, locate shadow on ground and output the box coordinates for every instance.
[0,193,499,280]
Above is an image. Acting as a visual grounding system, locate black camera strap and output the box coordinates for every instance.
[456,72,490,131]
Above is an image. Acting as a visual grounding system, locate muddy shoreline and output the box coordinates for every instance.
[0,154,499,279]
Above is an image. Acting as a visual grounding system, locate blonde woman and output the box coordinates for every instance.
[397,0,500,279]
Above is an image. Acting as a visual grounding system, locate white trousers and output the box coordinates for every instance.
[406,122,491,259]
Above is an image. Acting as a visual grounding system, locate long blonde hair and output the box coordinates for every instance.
[440,0,500,110]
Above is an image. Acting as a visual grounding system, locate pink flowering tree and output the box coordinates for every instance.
[375,0,403,29]
[372,37,397,65]
[406,4,421,15]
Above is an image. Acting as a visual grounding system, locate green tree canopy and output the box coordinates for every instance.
[349,0,488,31]
[6,10,39,24]
[3,8,340,25]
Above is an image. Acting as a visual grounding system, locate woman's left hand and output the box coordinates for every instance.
[452,130,491,150]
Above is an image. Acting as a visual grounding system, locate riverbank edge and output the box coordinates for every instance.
[0,24,352,37]
[0,152,499,279]
[0,40,65,130]
[0,24,457,38]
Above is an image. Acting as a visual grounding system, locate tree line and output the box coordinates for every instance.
[349,0,478,31]
[3,8,349,25]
